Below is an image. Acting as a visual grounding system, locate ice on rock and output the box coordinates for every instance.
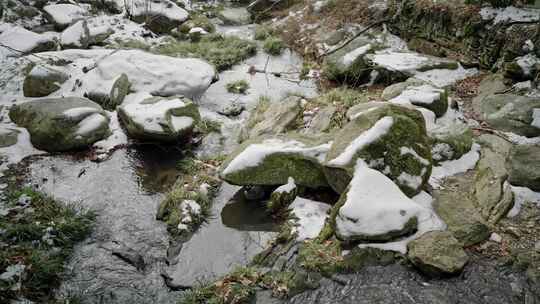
[289,197,331,241]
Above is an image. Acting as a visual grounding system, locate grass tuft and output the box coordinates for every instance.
[226,80,250,94]
[263,36,285,56]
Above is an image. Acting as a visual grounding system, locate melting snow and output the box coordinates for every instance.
[390,84,443,105]
[508,185,540,217]
[289,197,331,241]
[429,143,481,188]
[274,177,296,194]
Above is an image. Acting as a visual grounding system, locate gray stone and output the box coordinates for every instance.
[508,145,540,191]
[219,7,251,25]
[306,106,337,133]
[248,96,302,139]
[0,127,19,148]
[23,65,69,97]
[407,231,469,276]
[429,123,473,164]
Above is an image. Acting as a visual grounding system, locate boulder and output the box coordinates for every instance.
[60,20,90,49]
[88,25,114,45]
[333,161,421,242]
[219,7,251,25]
[0,127,19,148]
[475,94,540,137]
[508,145,540,191]
[23,65,69,97]
[130,0,189,34]
[388,84,448,117]
[220,134,332,188]
[306,106,337,134]
[474,137,514,224]
[85,73,131,110]
[248,96,302,139]
[323,36,376,83]
[429,123,473,164]
[324,103,432,197]
[43,4,88,30]
[433,174,490,246]
[0,26,56,56]
[118,96,200,142]
[381,78,427,101]
[9,97,110,152]
[407,231,468,276]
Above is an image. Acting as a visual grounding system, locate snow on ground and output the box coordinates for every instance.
[289,197,331,241]
[327,116,394,166]
[222,139,331,175]
[508,185,540,217]
[429,143,481,188]
[480,6,540,24]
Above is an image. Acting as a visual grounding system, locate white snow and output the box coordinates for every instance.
[328,116,394,166]
[170,116,194,132]
[222,139,331,175]
[357,190,446,254]
[415,65,478,88]
[516,54,540,76]
[480,6,540,24]
[336,160,422,240]
[61,20,87,47]
[0,26,52,56]
[289,197,331,241]
[429,143,481,188]
[390,84,443,105]
[342,44,372,67]
[76,113,108,136]
[508,185,540,217]
[121,97,189,133]
[93,111,128,153]
[127,0,188,22]
[400,146,430,166]
[397,170,425,190]
[372,52,429,73]
[43,4,87,27]
[274,177,296,193]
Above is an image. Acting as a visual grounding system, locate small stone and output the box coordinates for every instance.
[489,233,502,243]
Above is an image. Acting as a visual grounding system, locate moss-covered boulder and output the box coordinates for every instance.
[220,134,332,188]
[433,174,490,246]
[323,36,376,84]
[85,73,131,110]
[332,162,422,242]
[474,136,514,224]
[429,123,473,164]
[0,127,19,148]
[324,103,432,196]
[407,231,468,276]
[475,94,540,137]
[508,144,540,191]
[9,97,110,152]
[23,65,69,98]
[118,96,200,142]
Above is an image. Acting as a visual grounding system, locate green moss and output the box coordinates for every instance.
[297,240,343,276]
[226,80,250,94]
[198,118,222,134]
[263,37,285,56]
[0,187,95,303]
[154,35,256,71]
[245,96,270,129]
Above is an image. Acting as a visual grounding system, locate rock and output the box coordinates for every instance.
[407,231,468,276]
[333,162,421,242]
[88,25,114,45]
[60,20,91,49]
[388,84,448,117]
[381,78,427,101]
[429,123,473,164]
[84,50,216,98]
[43,4,88,30]
[306,106,337,133]
[0,127,19,148]
[324,103,432,197]
[268,177,297,213]
[9,97,110,152]
[219,7,251,25]
[433,174,490,247]
[85,73,131,110]
[220,134,332,188]
[323,36,375,83]
[475,94,540,137]
[248,96,302,139]
[474,139,514,224]
[508,145,540,191]
[504,54,540,81]
[130,0,189,34]
[23,65,69,97]
[0,26,56,56]
[118,96,200,142]
[218,102,245,117]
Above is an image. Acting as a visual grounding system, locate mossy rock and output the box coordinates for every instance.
[0,127,19,147]
[429,123,473,164]
[323,37,377,85]
[407,231,469,276]
[508,144,540,191]
[23,65,69,98]
[220,134,332,188]
[9,97,110,152]
[324,103,432,197]
[85,73,131,111]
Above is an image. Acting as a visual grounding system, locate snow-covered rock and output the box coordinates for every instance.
[268,177,298,213]
[0,26,56,57]
[85,73,131,110]
[128,0,189,33]
[366,50,458,79]
[9,97,110,152]
[43,4,88,30]
[60,20,91,49]
[118,95,200,142]
[23,65,69,97]
[388,84,448,117]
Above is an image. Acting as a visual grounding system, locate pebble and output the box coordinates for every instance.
[489,232,502,243]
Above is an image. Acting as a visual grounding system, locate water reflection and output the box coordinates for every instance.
[221,188,282,232]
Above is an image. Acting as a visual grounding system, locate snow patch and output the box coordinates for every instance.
[289,197,331,241]
[275,177,296,194]
[429,143,480,188]
[43,4,87,27]
[508,186,540,217]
